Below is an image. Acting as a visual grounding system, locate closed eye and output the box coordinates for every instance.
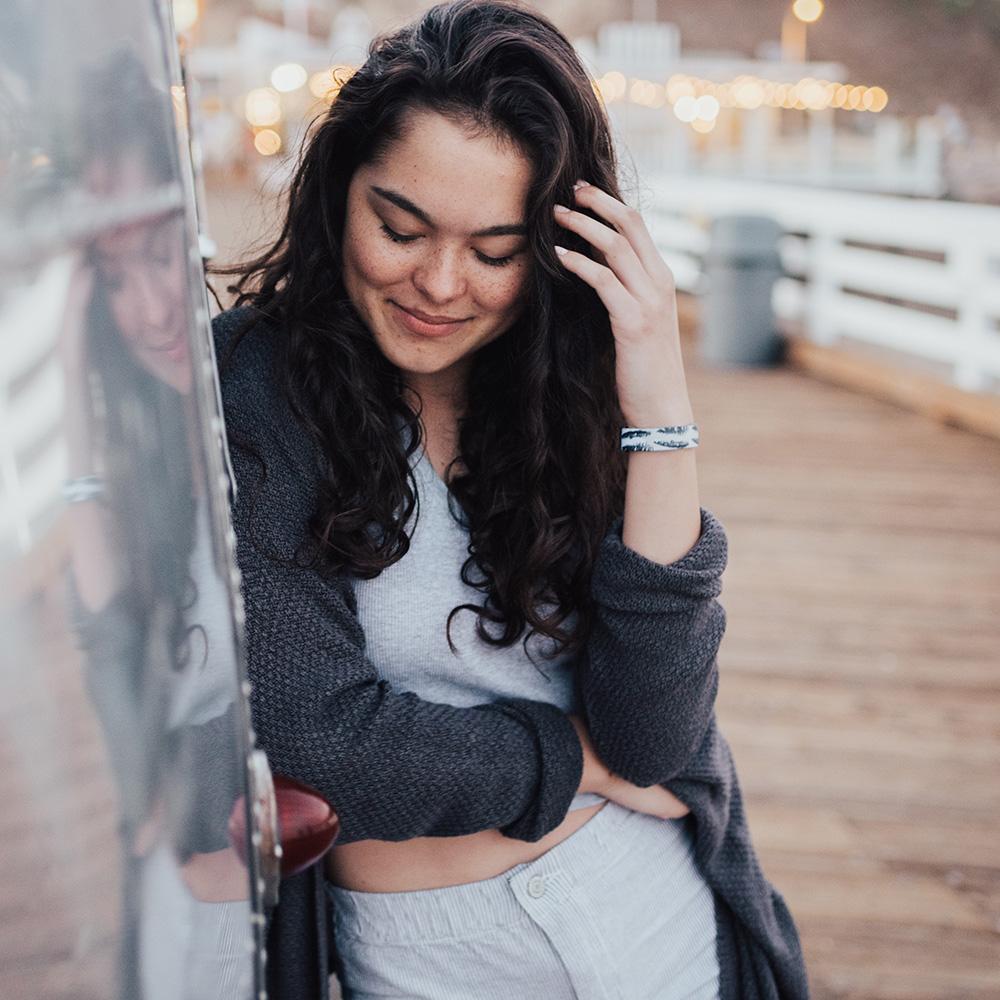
[380,222,520,268]
[475,250,517,268]
[380,223,420,244]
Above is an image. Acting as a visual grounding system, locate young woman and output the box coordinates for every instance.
[212,2,809,997]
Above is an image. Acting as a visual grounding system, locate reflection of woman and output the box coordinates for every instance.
[62,50,251,1000]
[214,2,808,998]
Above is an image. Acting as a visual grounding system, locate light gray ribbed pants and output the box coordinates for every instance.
[326,800,720,999]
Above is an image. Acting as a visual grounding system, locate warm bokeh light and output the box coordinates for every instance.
[866,86,889,112]
[734,81,765,109]
[271,63,307,93]
[172,0,199,33]
[673,95,698,123]
[253,128,282,156]
[245,87,282,127]
[799,79,828,110]
[657,72,888,116]
[309,70,334,99]
[596,70,627,103]
[792,0,825,23]
[306,65,355,104]
[667,74,696,103]
[694,95,721,121]
[170,84,189,133]
[691,118,716,134]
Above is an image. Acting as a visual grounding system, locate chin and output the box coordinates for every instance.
[382,341,461,376]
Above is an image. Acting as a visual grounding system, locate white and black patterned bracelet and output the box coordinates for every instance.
[620,423,700,452]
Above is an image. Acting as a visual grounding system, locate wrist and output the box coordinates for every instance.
[621,396,694,429]
[619,381,693,429]
[568,714,611,796]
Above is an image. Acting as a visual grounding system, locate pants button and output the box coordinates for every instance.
[526,875,546,899]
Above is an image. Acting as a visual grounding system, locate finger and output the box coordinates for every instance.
[554,245,644,333]
[572,182,675,289]
[554,204,657,302]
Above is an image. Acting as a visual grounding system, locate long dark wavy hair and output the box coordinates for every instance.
[77,49,201,677]
[218,0,629,661]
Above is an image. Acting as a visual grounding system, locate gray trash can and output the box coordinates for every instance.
[700,215,784,366]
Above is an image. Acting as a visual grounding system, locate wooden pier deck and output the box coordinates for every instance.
[681,313,1000,998]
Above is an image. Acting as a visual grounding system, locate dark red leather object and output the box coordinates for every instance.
[272,774,341,876]
[228,773,340,879]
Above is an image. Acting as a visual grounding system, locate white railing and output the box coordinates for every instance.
[0,255,70,555]
[610,104,945,199]
[642,173,1000,394]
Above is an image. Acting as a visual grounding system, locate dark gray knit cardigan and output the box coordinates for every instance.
[212,307,810,1000]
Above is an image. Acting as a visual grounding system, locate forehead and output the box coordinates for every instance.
[94,213,181,266]
[363,109,533,231]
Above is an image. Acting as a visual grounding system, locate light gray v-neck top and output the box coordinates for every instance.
[351,443,606,813]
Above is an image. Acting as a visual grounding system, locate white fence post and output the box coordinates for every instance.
[808,230,840,347]
[951,241,991,392]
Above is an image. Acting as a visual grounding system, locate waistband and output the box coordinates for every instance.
[325,800,670,946]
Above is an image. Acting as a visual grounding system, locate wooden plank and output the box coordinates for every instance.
[782,329,1000,442]
[799,919,1000,1000]
[746,801,1000,869]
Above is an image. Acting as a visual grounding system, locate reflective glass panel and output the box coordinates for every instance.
[0,2,261,997]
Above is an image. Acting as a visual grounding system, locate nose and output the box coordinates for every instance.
[134,267,172,331]
[411,245,467,306]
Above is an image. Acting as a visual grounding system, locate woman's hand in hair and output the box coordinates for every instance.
[552,181,690,428]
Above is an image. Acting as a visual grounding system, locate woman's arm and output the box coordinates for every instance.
[575,503,728,789]
[553,183,727,790]
[229,437,585,845]
[215,310,585,845]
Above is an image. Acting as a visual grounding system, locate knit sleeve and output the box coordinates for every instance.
[575,506,728,787]
[214,311,584,845]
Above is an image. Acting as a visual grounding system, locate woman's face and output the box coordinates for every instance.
[89,152,192,395]
[341,108,534,402]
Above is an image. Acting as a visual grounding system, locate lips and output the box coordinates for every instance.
[146,326,185,353]
[144,328,189,366]
[390,301,470,338]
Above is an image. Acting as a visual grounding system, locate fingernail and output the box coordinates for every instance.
[554,245,568,256]
[553,203,570,213]
[573,179,588,190]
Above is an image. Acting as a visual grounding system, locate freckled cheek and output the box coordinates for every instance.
[347,227,410,291]
[473,263,531,319]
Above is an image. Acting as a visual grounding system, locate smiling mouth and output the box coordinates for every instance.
[145,331,186,355]
[390,301,471,337]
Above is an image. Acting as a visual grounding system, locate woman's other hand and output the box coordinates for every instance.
[599,772,691,819]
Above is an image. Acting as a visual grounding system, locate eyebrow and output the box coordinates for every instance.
[370,185,527,237]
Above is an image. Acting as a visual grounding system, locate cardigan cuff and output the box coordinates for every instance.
[591,506,728,612]
[492,697,584,843]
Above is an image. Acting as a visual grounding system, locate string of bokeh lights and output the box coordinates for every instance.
[242,64,888,154]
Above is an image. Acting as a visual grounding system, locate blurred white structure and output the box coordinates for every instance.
[186,5,374,185]
[645,174,1000,394]
[594,21,945,199]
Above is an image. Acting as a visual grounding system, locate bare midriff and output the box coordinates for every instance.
[326,799,608,892]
